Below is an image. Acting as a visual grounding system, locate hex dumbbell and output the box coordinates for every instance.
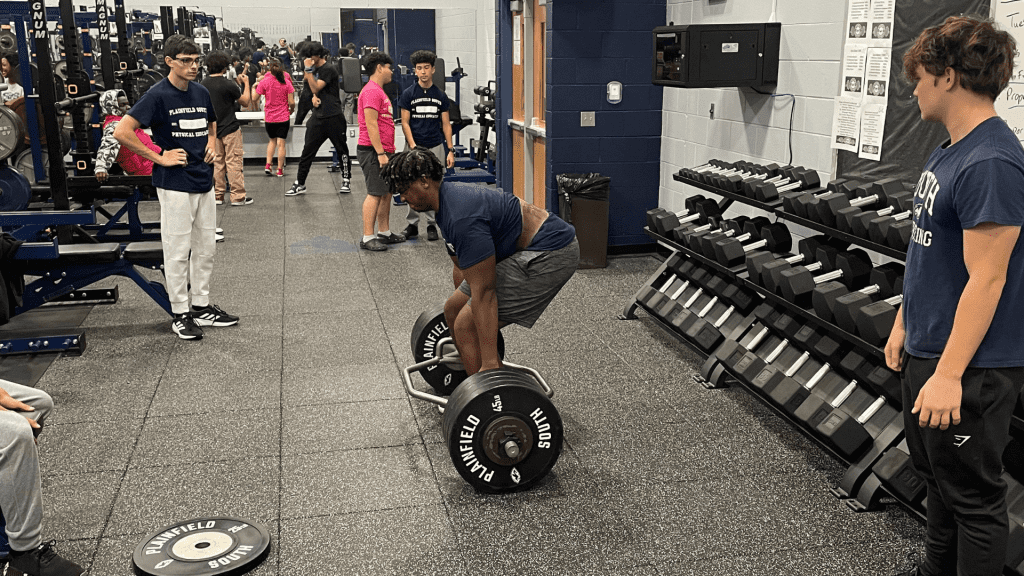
[853,295,903,346]
[867,210,912,245]
[755,169,822,203]
[713,222,792,268]
[746,235,831,287]
[777,249,873,307]
[812,262,904,323]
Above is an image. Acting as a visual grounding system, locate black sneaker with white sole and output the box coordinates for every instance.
[191,304,239,327]
[339,179,351,193]
[285,182,306,196]
[171,313,204,340]
[9,541,85,576]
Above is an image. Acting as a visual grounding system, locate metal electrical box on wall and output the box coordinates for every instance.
[652,23,781,91]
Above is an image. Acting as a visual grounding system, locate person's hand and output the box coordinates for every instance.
[243,62,249,74]
[311,95,320,108]
[379,153,389,166]
[95,169,108,182]
[0,387,34,414]
[912,372,962,430]
[446,150,455,169]
[884,320,905,371]
[304,57,315,69]
[288,104,295,113]
[204,146,216,164]
[159,148,188,167]
[479,360,503,372]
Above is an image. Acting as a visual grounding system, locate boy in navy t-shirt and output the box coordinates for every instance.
[380,149,578,377]
[889,16,1024,576]
[398,50,455,241]
[114,35,240,340]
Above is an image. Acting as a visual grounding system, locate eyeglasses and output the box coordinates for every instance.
[174,56,204,68]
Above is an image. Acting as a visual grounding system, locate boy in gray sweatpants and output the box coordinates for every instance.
[1,381,85,576]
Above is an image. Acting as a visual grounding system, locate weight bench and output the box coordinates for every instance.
[18,240,171,316]
[66,175,161,242]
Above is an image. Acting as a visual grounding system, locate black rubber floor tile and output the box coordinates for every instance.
[282,399,420,454]
[424,440,585,507]
[107,457,280,536]
[450,494,650,573]
[148,350,281,417]
[279,506,465,576]
[284,286,378,315]
[34,357,164,425]
[283,310,390,361]
[40,471,121,541]
[282,362,405,405]
[37,419,142,475]
[280,446,440,519]
[132,409,280,468]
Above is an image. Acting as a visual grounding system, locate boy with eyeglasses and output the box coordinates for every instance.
[114,35,240,340]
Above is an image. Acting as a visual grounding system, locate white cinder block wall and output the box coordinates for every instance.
[661,0,846,218]
[435,0,497,150]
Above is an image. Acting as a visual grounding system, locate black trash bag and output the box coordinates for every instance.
[557,173,610,222]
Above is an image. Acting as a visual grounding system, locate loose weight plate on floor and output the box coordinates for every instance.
[132,516,271,576]
[410,303,504,396]
[441,369,563,493]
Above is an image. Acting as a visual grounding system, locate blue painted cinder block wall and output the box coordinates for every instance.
[387,10,436,69]
[547,0,666,247]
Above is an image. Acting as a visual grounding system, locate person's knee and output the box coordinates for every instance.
[0,414,35,449]
[444,293,469,327]
[31,390,54,422]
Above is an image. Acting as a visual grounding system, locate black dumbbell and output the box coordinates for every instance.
[836,185,912,234]
[867,210,912,245]
[793,375,885,458]
[778,249,873,307]
[713,222,792,268]
[666,202,726,241]
[709,163,767,189]
[832,268,905,334]
[679,216,745,252]
[650,197,718,235]
[853,295,903,346]
[694,217,755,257]
[761,239,850,294]
[715,323,774,383]
[755,170,822,203]
[746,235,831,286]
[721,163,784,193]
[814,178,905,227]
[677,160,731,180]
[781,177,856,218]
[887,217,915,251]
[741,165,799,198]
[871,441,926,503]
[812,262,904,323]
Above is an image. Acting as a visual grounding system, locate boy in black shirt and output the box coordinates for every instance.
[201,50,252,206]
[286,41,353,196]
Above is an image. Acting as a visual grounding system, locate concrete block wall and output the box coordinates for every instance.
[660,0,845,217]
[434,0,497,149]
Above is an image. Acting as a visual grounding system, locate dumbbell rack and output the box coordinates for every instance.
[626,165,1024,576]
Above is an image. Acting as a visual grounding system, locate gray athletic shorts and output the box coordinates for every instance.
[459,238,579,328]
[357,146,391,197]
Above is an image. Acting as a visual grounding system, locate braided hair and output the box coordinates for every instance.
[379,148,445,193]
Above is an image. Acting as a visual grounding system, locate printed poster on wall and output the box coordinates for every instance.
[847,0,870,40]
[992,1,1024,148]
[842,44,868,98]
[859,104,887,160]
[831,97,862,153]
[513,15,521,65]
[863,47,891,103]
[869,0,895,47]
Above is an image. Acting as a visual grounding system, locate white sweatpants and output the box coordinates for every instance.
[157,187,216,315]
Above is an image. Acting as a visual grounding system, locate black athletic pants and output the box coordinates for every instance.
[902,354,1024,576]
[296,113,351,185]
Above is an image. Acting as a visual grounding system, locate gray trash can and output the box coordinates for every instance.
[557,173,611,269]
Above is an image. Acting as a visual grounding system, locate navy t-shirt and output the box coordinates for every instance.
[398,83,449,148]
[437,182,576,269]
[904,116,1024,367]
[127,78,217,193]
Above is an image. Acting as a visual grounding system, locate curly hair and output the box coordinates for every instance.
[362,51,394,77]
[410,50,436,68]
[379,148,444,194]
[903,15,1016,100]
[205,50,230,74]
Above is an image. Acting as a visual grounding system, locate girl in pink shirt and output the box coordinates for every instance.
[255,59,295,177]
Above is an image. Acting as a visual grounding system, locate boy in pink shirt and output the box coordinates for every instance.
[356,52,404,252]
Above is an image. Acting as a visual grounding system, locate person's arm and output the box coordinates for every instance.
[912,222,1021,429]
[400,108,415,149]
[94,122,121,181]
[363,107,388,166]
[206,120,217,163]
[303,59,327,95]
[287,91,295,113]
[441,110,454,168]
[114,115,184,167]
[237,74,251,107]
[459,255,502,371]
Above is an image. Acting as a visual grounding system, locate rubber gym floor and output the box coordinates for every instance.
[2,163,927,576]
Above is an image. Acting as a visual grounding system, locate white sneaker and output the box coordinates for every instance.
[231,197,254,206]
[339,179,351,193]
[215,232,225,242]
[215,198,224,205]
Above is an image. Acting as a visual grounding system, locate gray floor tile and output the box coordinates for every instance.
[37,419,142,475]
[107,457,280,536]
[41,471,121,541]
[132,409,280,467]
[280,446,440,519]
[282,362,405,405]
[282,399,420,454]
[279,506,465,576]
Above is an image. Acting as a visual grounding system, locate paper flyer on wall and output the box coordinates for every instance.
[869,0,895,47]
[847,0,870,41]
[831,97,861,153]
[859,104,887,161]
[513,15,522,65]
[842,44,868,98]
[863,48,891,103]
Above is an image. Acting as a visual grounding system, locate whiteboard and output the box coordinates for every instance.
[992,2,1024,147]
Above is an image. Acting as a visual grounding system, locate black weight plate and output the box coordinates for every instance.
[0,166,31,211]
[132,516,271,576]
[0,106,26,162]
[15,149,49,186]
[441,369,563,493]
[410,303,505,396]
[0,30,15,52]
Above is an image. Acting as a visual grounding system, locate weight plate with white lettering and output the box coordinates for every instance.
[410,304,504,396]
[441,369,563,493]
[132,516,271,576]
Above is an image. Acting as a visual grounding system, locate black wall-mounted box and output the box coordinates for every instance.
[652,23,782,91]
